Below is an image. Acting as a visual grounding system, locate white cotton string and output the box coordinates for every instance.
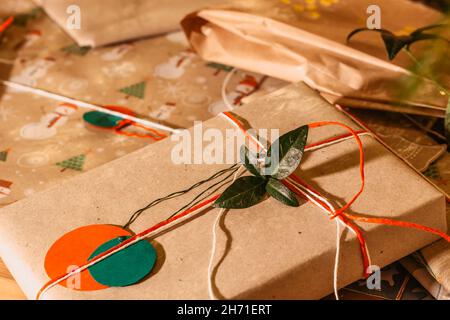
[219,112,374,300]
[221,68,237,111]
[297,175,373,268]
[38,198,217,299]
[40,164,244,299]
[220,111,369,161]
[218,113,267,151]
[285,178,344,300]
[334,218,342,300]
[207,165,243,300]
[305,132,371,152]
[0,80,180,134]
[287,178,373,299]
[207,208,225,300]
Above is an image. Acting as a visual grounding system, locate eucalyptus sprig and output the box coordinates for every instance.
[213,125,309,209]
[347,24,449,60]
[347,22,450,141]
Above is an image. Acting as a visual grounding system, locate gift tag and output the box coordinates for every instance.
[83,105,167,140]
[45,224,158,291]
[44,224,131,291]
[83,106,136,129]
[88,236,157,287]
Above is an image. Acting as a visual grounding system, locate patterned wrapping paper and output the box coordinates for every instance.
[0,0,448,300]
[0,3,286,206]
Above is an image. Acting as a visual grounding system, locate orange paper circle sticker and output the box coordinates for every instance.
[44,224,131,291]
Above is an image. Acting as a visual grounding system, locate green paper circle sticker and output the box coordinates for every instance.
[88,236,157,287]
[83,106,136,129]
[83,111,123,128]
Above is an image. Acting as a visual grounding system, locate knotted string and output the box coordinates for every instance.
[221,111,450,287]
[220,112,371,299]
[36,122,368,299]
[207,166,245,300]
[36,112,450,300]
[113,120,167,141]
[37,195,220,299]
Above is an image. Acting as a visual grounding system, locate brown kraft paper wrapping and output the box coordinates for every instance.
[35,0,226,47]
[0,83,446,299]
[181,0,449,117]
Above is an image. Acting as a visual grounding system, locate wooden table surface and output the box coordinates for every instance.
[0,259,26,300]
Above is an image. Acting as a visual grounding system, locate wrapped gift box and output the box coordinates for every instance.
[0,1,285,206]
[0,83,446,299]
[181,0,449,117]
[35,0,226,47]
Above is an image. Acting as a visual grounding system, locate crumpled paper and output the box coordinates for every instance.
[181,0,448,117]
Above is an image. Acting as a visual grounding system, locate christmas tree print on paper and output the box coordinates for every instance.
[13,7,43,27]
[0,148,10,162]
[62,43,91,56]
[423,162,441,180]
[56,154,86,172]
[119,81,146,99]
[207,62,233,75]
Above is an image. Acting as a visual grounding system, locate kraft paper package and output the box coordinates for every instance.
[1,0,287,299]
[181,0,449,117]
[0,83,446,299]
[0,1,286,207]
[34,0,228,47]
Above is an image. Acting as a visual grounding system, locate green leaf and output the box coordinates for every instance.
[347,24,450,61]
[61,43,92,56]
[266,178,299,207]
[240,145,261,177]
[381,33,411,60]
[213,176,267,209]
[407,33,450,51]
[347,27,391,42]
[410,24,447,37]
[265,125,309,179]
[206,62,233,72]
[347,27,410,60]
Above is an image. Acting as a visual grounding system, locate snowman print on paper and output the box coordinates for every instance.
[18,29,43,49]
[209,74,261,115]
[10,58,55,87]
[20,103,78,140]
[154,50,196,80]
[0,180,12,200]
[149,102,176,121]
[101,44,133,61]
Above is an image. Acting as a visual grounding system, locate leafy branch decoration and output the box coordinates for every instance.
[348,22,450,141]
[347,24,449,60]
[213,125,309,209]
